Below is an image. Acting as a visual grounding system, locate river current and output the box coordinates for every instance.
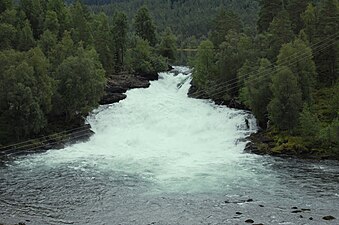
[0,67,338,225]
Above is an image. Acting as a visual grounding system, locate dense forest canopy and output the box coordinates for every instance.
[0,0,170,145]
[85,0,260,41]
[191,0,339,157]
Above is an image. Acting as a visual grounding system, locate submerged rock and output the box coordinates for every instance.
[323,215,336,220]
[100,73,152,105]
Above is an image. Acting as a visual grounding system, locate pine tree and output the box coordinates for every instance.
[257,0,284,33]
[112,12,128,72]
[18,20,35,51]
[313,0,339,85]
[44,10,60,36]
[0,0,12,14]
[70,0,92,45]
[210,8,242,47]
[286,0,309,34]
[92,12,114,74]
[268,10,294,60]
[268,66,303,132]
[158,27,177,62]
[243,58,273,128]
[134,6,157,46]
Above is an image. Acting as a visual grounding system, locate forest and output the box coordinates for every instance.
[0,0,172,145]
[191,0,339,158]
[0,0,338,159]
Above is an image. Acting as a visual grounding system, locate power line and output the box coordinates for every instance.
[190,32,339,99]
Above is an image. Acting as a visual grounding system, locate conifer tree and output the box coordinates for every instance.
[268,10,294,60]
[268,66,303,132]
[257,0,284,33]
[134,6,157,46]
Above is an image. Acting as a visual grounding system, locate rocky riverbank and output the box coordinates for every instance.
[0,69,171,160]
[187,84,339,161]
[244,130,339,160]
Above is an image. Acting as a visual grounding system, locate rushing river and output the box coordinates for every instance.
[0,67,338,225]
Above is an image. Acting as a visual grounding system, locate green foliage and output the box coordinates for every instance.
[299,104,321,139]
[38,29,57,58]
[70,0,93,45]
[257,0,284,33]
[92,12,114,74]
[0,23,16,50]
[242,58,273,128]
[158,27,177,62]
[134,6,156,46]
[210,9,243,48]
[192,40,217,91]
[0,0,12,14]
[0,48,52,143]
[127,36,167,75]
[216,31,254,97]
[112,12,128,72]
[54,47,106,120]
[268,66,303,132]
[312,0,339,85]
[17,20,35,51]
[267,10,295,60]
[44,10,60,35]
[277,38,317,103]
[286,0,309,34]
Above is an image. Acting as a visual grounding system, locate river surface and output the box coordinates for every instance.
[0,67,338,225]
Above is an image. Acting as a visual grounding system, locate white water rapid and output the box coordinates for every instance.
[1,67,338,225]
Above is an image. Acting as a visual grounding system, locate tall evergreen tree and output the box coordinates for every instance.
[210,8,242,48]
[44,10,60,36]
[242,58,273,128]
[313,0,339,85]
[18,20,35,51]
[257,0,284,33]
[0,0,12,14]
[112,12,128,72]
[268,10,294,60]
[268,66,303,132]
[158,27,177,62]
[286,0,309,34]
[92,12,114,74]
[134,6,157,46]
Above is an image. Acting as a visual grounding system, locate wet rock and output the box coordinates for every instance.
[253,224,264,225]
[236,212,243,215]
[323,215,336,220]
[259,205,265,207]
[309,217,313,220]
[301,208,311,212]
[247,199,253,202]
[291,207,298,209]
[300,215,303,218]
[100,73,152,106]
[291,210,303,213]
[245,219,254,223]
[99,93,127,105]
[138,72,159,81]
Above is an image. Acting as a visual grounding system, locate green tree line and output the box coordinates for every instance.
[192,0,339,156]
[0,0,176,145]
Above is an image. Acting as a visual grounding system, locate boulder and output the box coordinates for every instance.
[100,93,127,105]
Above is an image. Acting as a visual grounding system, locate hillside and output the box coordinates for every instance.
[85,0,259,40]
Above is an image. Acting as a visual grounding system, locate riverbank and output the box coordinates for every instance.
[0,69,168,160]
[187,85,339,161]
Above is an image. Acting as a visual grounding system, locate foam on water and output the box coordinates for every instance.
[12,67,259,192]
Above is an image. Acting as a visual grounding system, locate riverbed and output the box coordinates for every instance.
[0,67,338,224]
